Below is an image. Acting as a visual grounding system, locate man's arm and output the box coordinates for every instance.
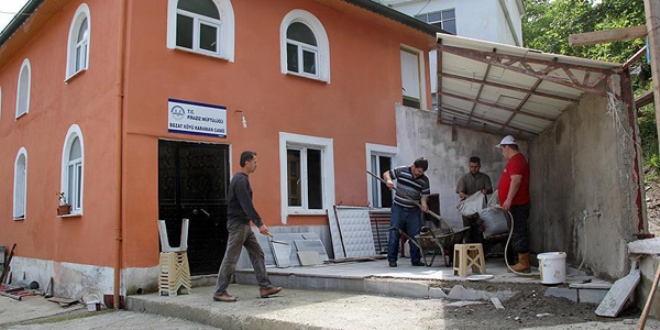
[421,195,429,212]
[502,174,522,211]
[483,175,493,195]
[456,176,468,200]
[383,170,395,189]
[234,177,265,230]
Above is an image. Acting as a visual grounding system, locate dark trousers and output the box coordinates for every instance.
[214,222,272,295]
[507,203,530,254]
[388,204,422,264]
[462,215,484,244]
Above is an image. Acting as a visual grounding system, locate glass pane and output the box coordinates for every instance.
[177,0,220,19]
[76,164,82,209]
[443,19,457,34]
[68,164,74,205]
[302,50,316,75]
[286,22,317,46]
[18,69,29,115]
[442,9,455,19]
[287,43,298,72]
[413,14,427,23]
[75,46,82,72]
[199,23,217,52]
[370,155,379,207]
[379,156,392,208]
[176,14,194,49]
[70,137,81,160]
[77,17,88,43]
[307,149,322,210]
[427,12,442,23]
[287,150,301,207]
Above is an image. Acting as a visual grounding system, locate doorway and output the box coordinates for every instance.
[158,140,230,275]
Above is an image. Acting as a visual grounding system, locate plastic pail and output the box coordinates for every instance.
[537,252,566,285]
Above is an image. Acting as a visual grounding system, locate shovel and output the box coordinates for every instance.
[266,233,290,245]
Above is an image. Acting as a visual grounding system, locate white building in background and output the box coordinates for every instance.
[374,0,526,109]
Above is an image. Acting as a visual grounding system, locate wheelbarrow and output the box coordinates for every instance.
[416,226,469,267]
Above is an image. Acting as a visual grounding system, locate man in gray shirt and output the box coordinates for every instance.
[213,151,282,302]
[456,156,492,243]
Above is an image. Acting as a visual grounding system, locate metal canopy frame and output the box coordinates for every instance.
[435,34,624,139]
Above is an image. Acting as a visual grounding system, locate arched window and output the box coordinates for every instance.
[16,59,31,118]
[62,125,85,214]
[280,10,330,83]
[13,148,27,220]
[66,4,91,78]
[167,0,235,61]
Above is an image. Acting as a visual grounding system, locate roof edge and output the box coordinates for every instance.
[0,0,46,48]
[339,0,447,36]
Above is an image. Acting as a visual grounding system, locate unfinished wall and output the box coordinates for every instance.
[529,91,641,279]
[394,104,517,227]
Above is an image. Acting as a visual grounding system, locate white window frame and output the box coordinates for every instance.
[365,143,397,209]
[400,45,428,110]
[61,125,85,215]
[15,58,31,119]
[280,10,330,83]
[13,147,28,220]
[415,9,456,34]
[166,0,235,62]
[65,4,91,80]
[279,132,335,223]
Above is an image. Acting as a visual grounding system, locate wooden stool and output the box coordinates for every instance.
[158,251,192,296]
[453,243,486,278]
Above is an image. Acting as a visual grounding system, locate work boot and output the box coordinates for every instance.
[260,286,282,298]
[508,252,530,273]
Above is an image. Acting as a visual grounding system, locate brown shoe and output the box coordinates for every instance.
[259,286,282,298]
[213,293,237,302]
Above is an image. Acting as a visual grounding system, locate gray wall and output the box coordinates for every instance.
[394,105,518,228]
[528,92,641,279]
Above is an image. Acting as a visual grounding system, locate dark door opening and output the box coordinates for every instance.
[158,140,230,275]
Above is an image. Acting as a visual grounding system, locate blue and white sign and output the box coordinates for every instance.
[168,98,227,138]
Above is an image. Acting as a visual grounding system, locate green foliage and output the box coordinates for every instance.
[522,0,659,181]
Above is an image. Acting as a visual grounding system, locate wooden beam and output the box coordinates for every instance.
[635,90,654,109]
[438,90,556,122]
[569,25,648,47]
[440,106,538,136]
[623,46,648,70]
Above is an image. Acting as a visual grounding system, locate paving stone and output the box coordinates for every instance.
[578,288,608,304]
[429,287,448,299]
[544,287,578,302]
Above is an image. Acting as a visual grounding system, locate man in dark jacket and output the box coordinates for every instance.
[213,151,282,302]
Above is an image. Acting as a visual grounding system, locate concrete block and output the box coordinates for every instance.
[628,238,660,254]
[364,278,429,298]
[448,285,486,301]
[544,287,578,302]
[429,287,448,299]
[578,288,608,304]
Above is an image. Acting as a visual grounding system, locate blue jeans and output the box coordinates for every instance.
[388,204,422,264]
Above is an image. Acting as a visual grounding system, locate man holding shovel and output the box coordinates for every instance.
[383,157,430,267]
[213,151,282,302]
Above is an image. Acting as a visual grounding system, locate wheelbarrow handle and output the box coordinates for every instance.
[367,171,451,229]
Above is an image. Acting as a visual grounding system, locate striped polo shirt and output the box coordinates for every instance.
[389,166,430,208]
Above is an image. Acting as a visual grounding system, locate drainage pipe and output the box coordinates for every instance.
[114,0,128,310]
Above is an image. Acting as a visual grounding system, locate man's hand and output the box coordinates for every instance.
[502,199,512,212]
[385,180,394,189]
[459,192,467,200]
[259,224,269,236]
[481,189,488,196]
[421,202,429,213]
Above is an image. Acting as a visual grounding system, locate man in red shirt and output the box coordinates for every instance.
[497,135,531,273]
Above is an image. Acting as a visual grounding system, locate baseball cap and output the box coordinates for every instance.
[496,135,517,148]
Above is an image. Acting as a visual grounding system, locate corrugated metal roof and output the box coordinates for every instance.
[436,34,623,139]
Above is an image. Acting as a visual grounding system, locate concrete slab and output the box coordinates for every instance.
[628,238,660,255]
[596,269,641,317]
[0,295,84,325]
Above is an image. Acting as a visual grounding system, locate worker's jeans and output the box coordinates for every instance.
[507,203,531,254]
[388,204,422,264]
[214,222,272,295]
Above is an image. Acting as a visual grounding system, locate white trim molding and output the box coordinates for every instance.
[166,0,235,62]
[15,58,31,119]
[365,143,397,208]
[65,3,91,80]
[400,44,428,110]
[280,9,330,83]
[279,132,335,224]
[13,147,28,220]
[61,124,85,215]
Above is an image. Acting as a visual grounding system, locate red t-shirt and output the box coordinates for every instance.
[498,153,530,205]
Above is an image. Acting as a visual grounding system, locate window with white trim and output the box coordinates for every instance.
[16,59,31,118]
[13,148,27,220]
[415,9,456,34]
[280,10,330,82]
[62,125,84,214]
[167,0,235,61]
[366,144,397,209]
[66,4,91,79]
[279,132,335,223]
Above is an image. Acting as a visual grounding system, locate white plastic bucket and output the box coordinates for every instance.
[86,294,101,312]
[538,252,567,285]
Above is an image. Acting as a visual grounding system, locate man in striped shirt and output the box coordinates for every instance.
[383,157,430,267]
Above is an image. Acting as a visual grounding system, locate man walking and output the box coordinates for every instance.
[456,156,492,243]
[213,151,282,302]
[497,136,531,273]
[383,157,430,267]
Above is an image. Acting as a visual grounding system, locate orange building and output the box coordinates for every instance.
[0,0,440,304]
